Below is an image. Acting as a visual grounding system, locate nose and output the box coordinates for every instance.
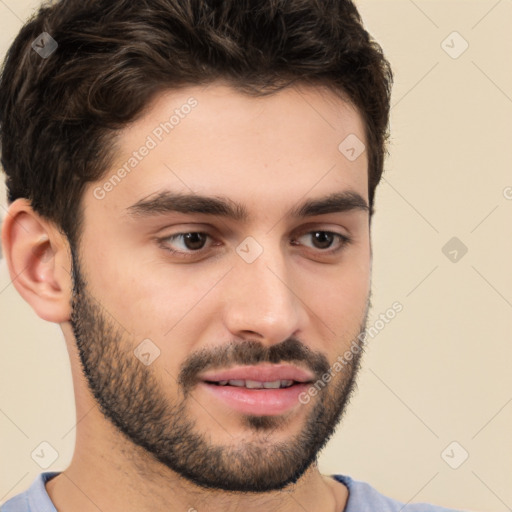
[221,240,308,345]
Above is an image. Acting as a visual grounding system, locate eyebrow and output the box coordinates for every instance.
[126,190,370,221]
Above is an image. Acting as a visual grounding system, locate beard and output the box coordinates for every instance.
[69,247,368,493]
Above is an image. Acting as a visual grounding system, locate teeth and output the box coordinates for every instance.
[227,380,245,387]
[245,380,264,389]
[216,379,295,388]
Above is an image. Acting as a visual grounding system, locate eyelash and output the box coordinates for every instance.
[157,230,352,260]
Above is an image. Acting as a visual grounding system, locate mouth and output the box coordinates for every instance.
[197,364,315,416]
[205,379,297,389]
[199,363,314,384]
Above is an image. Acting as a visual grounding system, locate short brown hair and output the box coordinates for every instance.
[0,0,392,248]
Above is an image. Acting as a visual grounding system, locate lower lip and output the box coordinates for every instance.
[199,382,311,416]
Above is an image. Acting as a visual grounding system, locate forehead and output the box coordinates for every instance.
[87,82,369,221]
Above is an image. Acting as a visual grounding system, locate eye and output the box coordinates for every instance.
[292,230,351,255]
[157,229,351,260]
[158,232,214,258]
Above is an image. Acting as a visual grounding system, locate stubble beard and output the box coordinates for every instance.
[69,247,368,492]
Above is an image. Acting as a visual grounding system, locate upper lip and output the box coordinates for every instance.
[199,364,315,383]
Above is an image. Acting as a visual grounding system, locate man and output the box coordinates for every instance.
[0,1,464,511]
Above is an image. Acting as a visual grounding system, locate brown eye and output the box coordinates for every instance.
[160,232,213,258]
[310,231,336,250]
[293,231,350,254]
[179,232,208,251]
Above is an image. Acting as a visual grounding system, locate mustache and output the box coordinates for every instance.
[178,338,330,393]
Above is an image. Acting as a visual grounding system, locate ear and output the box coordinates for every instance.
[1,198,73,323]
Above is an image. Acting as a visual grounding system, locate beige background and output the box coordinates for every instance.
[1,0,511,510]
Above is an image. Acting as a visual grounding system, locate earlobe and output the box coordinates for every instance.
[1,198,73,323]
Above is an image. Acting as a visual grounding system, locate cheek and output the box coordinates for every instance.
[83,249,224,372]
[82,235,202,317]
[298,251,370,343]
[81,225,370,362]
[317,277,368,329]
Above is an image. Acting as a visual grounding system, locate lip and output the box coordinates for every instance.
[197,363,315,416]
[199,381,311,416]
[199,363,315,384]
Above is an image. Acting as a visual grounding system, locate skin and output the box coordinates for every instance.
[2,81,371,512]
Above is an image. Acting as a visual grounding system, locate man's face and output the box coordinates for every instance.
[69,82,371,492]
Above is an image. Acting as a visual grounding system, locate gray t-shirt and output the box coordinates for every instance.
[1,472,466,511]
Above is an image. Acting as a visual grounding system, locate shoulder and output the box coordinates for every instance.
[333,474,467,512]
[1,472,60,512]
[1,492,28,512]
